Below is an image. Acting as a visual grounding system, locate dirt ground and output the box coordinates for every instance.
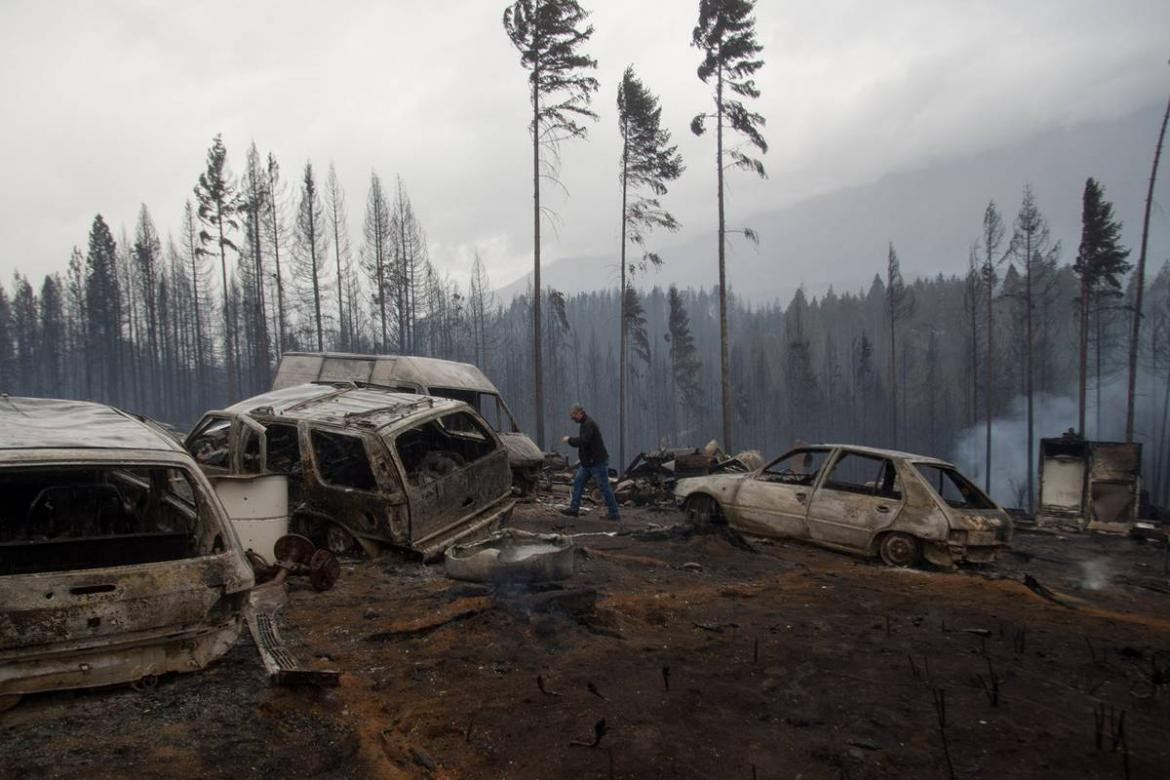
[4,501,1170,779]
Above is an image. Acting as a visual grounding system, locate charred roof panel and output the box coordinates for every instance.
[224,383,462,431]
[0,397,180,453]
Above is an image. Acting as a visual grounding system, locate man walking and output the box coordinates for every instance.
[560,403,621,520]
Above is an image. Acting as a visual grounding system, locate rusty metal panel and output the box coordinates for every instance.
[1089,442,1141,480]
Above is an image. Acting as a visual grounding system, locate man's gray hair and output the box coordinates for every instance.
[569,403,584,414]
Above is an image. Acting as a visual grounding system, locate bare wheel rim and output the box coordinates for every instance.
[880,533,919,567]
[325,524,356,555]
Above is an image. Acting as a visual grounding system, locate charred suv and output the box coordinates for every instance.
[271,352,544,491]
[185,383,514,561]
[0,398,254,706]
[675,444,1012,566]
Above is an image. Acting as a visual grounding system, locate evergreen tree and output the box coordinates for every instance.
[666,284,703,443]
[39,275,65,395]
[193,134,241,400]
[363,172,393,352]
[978,201,1006,491]
[468,253,495,372]
[1008,184,1060,510]
[181,201,210,407]
[263,152,290,355]
[241,143,272,388]
[616,65,683,469]
[503,0,599,448]
[85,215,122,401]
[10,274,37,396]
[691,0,767,450]
[1074,178,1130,435]
[133,205,163,409]
[886,243,914,448]
[294,162,331,352]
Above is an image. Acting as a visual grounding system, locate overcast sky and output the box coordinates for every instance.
[1,0,1166,292]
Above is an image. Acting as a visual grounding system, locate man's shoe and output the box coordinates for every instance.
[559,507,579,517]
[608,514,621,522]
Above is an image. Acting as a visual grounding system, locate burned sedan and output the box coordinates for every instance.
[675,444,1012,566]
[185,383,515,561]
[0,398,254,706]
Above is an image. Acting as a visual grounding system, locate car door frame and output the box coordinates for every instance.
[728,446,833,539]
[299,421,410,545]
[385,408,510,546]
[804,448,905,551]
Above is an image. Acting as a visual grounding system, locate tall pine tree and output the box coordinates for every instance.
[691,0,767,450]
[503,0,599,448]
[1074,178,1130,435]
[616,65,683,471]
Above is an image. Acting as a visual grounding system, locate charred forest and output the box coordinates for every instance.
[0,140,1167,510]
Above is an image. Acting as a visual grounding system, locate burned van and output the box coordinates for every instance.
[0,398,254,706]
[272,352,544,490]
[185,383,515,561]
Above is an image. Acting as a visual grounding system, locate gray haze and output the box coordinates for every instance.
[500,104,1170,303]
[0,0,1167,292]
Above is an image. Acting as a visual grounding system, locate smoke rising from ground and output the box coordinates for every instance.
[950,368,1165,507]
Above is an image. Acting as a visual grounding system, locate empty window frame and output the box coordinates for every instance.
[264,424,302,475]
[760,449,831,486]
[0,465,211,575]
[913,464,994,509]
[188,416,231,468]
[823,453,902,499]
[310,430,377,491]
[394,413,497,486]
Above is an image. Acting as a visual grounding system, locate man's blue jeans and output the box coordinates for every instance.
[569,460,621,518]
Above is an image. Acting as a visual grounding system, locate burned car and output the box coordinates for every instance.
[0,398,254,706]
[272,351,544,491]
[675,444,1012,566]
[185,383,515,561]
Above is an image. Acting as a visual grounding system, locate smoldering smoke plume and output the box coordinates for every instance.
[950,368,1164,507]
[1079,558,1112,591]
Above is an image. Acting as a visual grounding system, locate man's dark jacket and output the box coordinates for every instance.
[568,413,608,467]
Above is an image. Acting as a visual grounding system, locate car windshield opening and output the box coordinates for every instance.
[0,465,211,576]
[429,387,508,432]
[760,449,830,485]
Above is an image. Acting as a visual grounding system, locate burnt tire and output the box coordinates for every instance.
[686,494,722,527]
[878,532,922,567]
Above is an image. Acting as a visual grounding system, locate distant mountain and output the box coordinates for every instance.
[497,103,1165,304]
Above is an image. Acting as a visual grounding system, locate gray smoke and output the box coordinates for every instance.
[950,368,1164,507]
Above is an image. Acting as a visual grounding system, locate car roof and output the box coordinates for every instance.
[0,397,184,454]
[222,383,468,433]
[274,352,498,394]
[798,443,954,467]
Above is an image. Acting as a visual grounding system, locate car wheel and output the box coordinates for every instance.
[686,494,722,527]
[878,532,922,567]
[325,523,357,555]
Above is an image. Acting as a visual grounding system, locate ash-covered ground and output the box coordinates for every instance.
[4,503,1169,779]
